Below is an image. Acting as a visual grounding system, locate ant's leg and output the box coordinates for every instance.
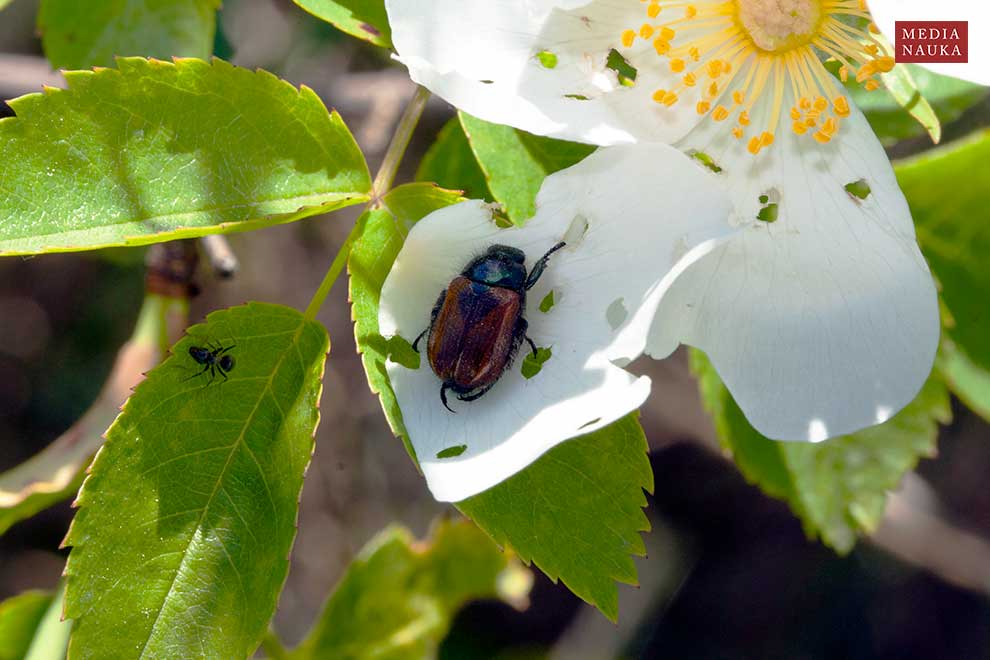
[182,364,211,382]
[525,241,566,290]
[524,336,539,358]
[440,382,457,413]
[217,344,236,355]
[219,368,229,382]
[412,328,429,353]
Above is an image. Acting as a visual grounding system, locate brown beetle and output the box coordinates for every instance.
[413,242,566,412]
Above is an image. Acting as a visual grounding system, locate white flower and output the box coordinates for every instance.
[386,0,940,443]
[379,145,734,501]
[868,0,990,85]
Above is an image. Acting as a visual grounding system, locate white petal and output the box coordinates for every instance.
[385,0,703,145]
[868,0,990,86]
[647,103,940,441]
[379,145,734,501]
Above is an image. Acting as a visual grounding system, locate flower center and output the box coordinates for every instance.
[619,0,894,155]
[735,0,821,52]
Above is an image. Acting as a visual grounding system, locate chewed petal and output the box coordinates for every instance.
[648,101,940,441]
[380,145,734,501]
[868,0,990,86]
[385,0,701,145]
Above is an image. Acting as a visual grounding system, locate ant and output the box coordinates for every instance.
[185,342,236,384]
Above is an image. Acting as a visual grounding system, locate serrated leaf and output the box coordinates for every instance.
[415,117,493,203]
[897,131,990,414]
[348,183,464,463]
[0,57,370,255]
[0,295,180,535]
[293,0,391,48]
[458,112,595,224]
[38,0,220,70]
[691,350,949,553]
[290,518,529,659]
[63,302,330,659]
[0,591,52,660]
[457,414,653,621]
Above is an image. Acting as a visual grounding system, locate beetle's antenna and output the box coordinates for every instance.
[525,241,567,290]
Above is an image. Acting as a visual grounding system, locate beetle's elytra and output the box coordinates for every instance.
[413,241,565,412]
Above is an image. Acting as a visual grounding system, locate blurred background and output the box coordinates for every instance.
[2,0,990,657]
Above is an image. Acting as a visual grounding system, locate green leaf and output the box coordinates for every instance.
[0,57,370,255]
[897,131,990,409]
[0,0,14,11]
[845,63,987,144]
[63,302,330,658]
[22,585,70,660]
[38,0,220,70]
[939,340,990,422]
[0,591,52,660]
[0,295,179,535]
[292,0,391,48]
[415,117,493,203]
[691,349,949,553]
[457,414,653,621]
[348,183,464,463]
[290,518,529,659]
[458,112,595,224]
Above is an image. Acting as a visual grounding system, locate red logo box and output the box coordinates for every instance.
[895,21,968,63]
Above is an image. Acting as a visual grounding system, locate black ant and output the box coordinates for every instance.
[185,342,236,383]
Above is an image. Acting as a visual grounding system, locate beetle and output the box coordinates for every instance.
[412,241,566,412]
[185,342,236,384]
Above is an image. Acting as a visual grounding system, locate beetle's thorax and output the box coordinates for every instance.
[464,253,528,291]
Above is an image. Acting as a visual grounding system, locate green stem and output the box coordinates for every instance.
[304,85,431,320]
[371,85,431,199]
[259,628,290,660]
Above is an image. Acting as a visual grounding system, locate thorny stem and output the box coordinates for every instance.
[304,85,431,321]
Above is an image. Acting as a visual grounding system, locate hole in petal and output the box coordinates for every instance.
[563,214,590,247]
[536,50,558,69]
[689,150,723,174]
[757,188,781,223]
[486,204,513,228]
[521,346,552,379]
[479,79,494,84]
[564,93,591,100]
[539,290,556,313]
[606,298,628,330]
[436,444,467,459]
[578,417,602,430]
[605,49,638,86]
[844,178,871,200]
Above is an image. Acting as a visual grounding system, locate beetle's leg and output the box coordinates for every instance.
[412,328,428,353]
[525,241,566,290]
[440,382,457,413]
[458,382,497,402]
[524,335,539,358]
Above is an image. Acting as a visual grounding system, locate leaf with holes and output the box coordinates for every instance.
[457,414,653,621]
[0,57,370,255]
[63,302,329,659]
[38,0,220,69]
[898,131,990,417]
[349,183,464,463]
[415,117,493,203]
[458,112,595,224]
[290,518,529,659]
[293,0,391,48]
[691,350,949,553]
